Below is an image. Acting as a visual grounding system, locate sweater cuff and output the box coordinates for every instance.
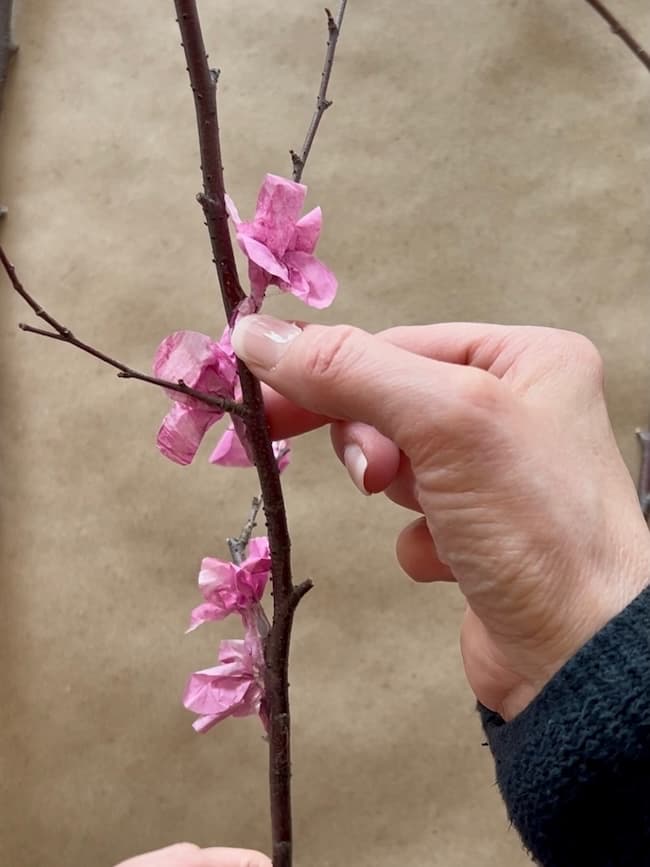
[479,585,650,867]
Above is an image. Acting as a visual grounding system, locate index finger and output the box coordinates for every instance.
[199,848,272,867]
[262,383,332,440]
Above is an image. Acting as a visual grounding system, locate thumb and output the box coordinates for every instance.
[114,844,271,867]
[230,315,489,451]
[200,848,272,867]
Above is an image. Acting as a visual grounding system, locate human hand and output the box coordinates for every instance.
[231,316,650,720]
[115,842,271,867]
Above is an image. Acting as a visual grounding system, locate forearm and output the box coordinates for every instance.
[480,585,650,867]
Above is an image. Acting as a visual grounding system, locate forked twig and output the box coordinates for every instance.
[0,247,244,415]
[228,495,263,565]
[291,1,348,182]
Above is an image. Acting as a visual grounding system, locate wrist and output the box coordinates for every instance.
[503,529,650,722]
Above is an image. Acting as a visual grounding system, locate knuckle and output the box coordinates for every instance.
[454,368,504,413]
[557,330,604,388]
[167,843,201,860]
[115,843,202,867]
[302,324,361,383]
[441,369,514,448]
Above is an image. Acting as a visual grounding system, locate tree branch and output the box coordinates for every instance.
[583,0,650,72]
[291,0,348,183]
[0,246,245,415]
[173,1,245,314]
[173,4,312,865]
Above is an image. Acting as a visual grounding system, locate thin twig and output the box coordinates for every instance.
[228,495,263,565]
[291,1,348,183]
[173,5,313,865]
[583,0,650,72]
[0,246,245,415]
[228,496,273,642]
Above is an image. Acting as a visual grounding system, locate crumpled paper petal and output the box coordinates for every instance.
[225,193,242,226]
[237,234,289,283]
[292,206,322,254]
[241,536,272,578]
[183,631,266,733]
[209,423,291,471]
[183,665,253,716]
[156,404,219,466]
[250,174,306,257]
[283,250,338,309]
[188,537,271,630]
[153,330,240,465]
[153,330,236,405]
[208,423,252,467]
[186,602,226,633]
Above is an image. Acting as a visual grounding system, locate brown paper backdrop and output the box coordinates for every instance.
[1,1,648,865]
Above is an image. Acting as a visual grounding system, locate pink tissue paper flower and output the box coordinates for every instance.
[183,629,267,733]
[153,330,237,466]
[187,536,271,632]
[209,422,291,472]
[227,173,338,309]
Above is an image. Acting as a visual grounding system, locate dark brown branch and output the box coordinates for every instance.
[0,246,244,416]
[291,0,348,183]
[173,5,312,866]
[637,429,650,522]
[583,0,650,72]
[173,2,245,314]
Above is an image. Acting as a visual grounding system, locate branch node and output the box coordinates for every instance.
[291,579,314,609]
[325,7,337,34]
[197,191,225,217]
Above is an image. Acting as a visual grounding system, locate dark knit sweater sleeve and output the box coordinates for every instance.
[479,585,650,867]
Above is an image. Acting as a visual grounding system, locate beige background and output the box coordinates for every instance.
[1,1,649,865]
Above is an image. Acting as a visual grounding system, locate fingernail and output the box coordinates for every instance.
[231,315,302,370]
[343,444,370,496]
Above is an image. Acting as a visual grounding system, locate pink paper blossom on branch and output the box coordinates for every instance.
[209,422,291,472]
[183,629,267,733]
[227,173,338,309]
[187,536,271,631]
[153,330,237,465]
